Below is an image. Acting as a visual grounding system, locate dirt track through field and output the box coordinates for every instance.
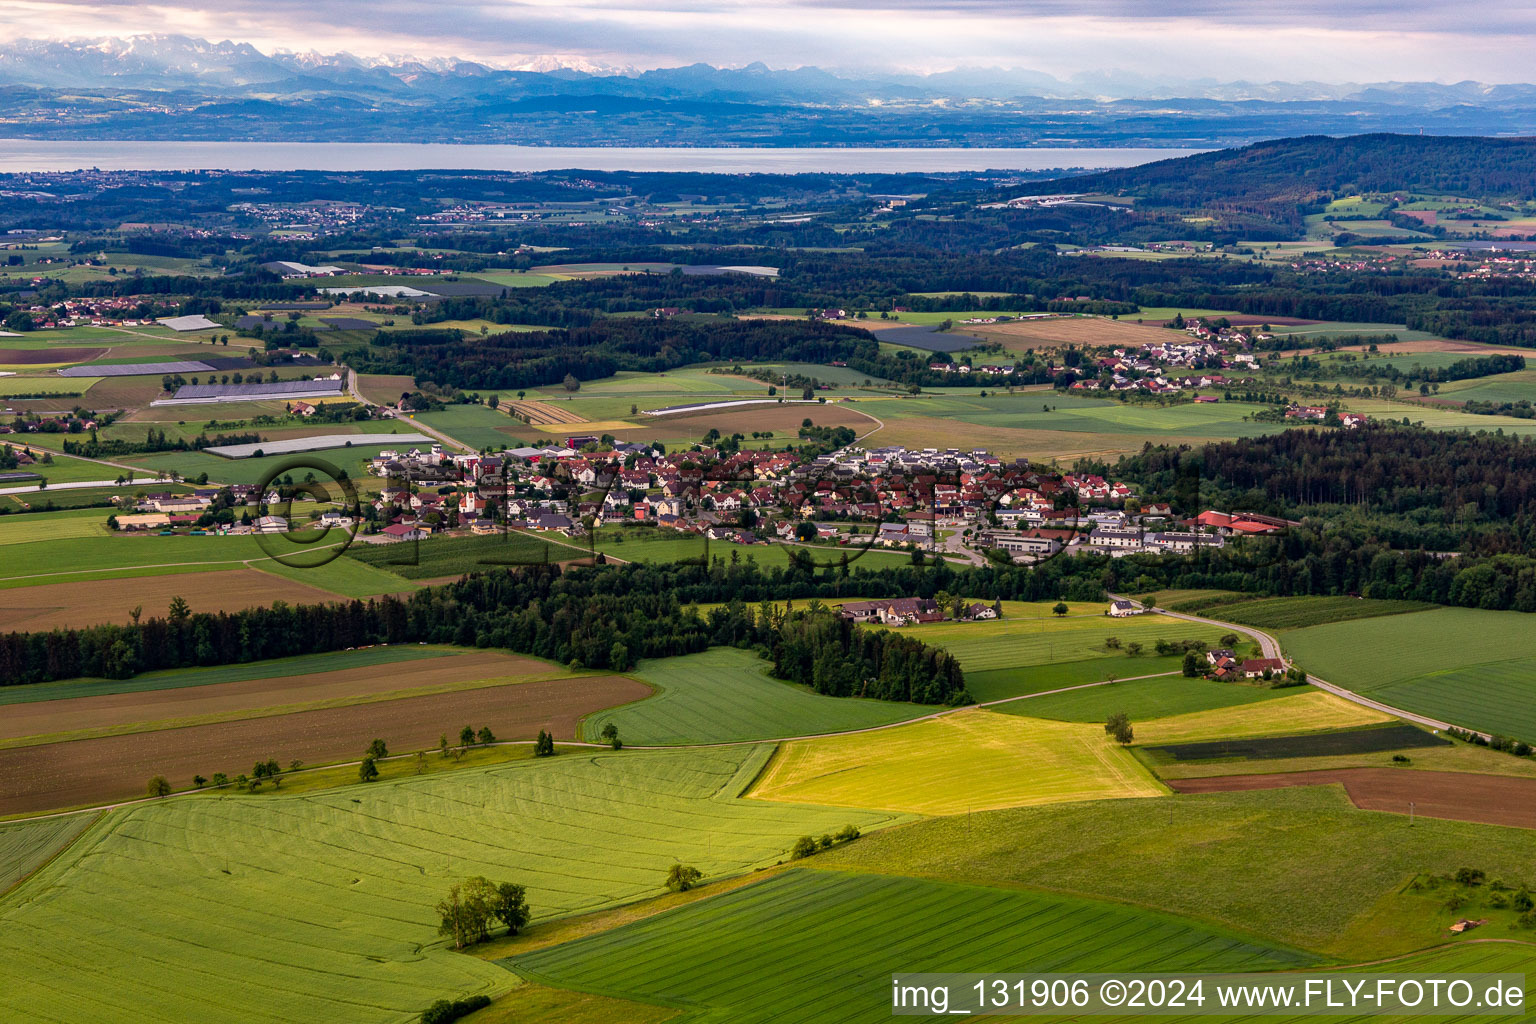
[0,651,543,742]
[0,674,649,814]
[1167,768,1536,830]
[0,569,347,631]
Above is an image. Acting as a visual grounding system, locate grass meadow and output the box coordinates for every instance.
[902,607,1237,675]
[581,649,931,745]
[1006,674,1294,723]
[816,785,1536,958]
[1284,607,1536,742]
[511,869,1315,1024]
[748,709,1163,815]
[0,746,900,1024]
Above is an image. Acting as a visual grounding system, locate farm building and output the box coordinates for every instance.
[838,597,944,626]
[1108,599,1141,617]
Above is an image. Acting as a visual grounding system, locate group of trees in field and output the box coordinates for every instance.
[770,604,969,704]
[435,877,529,950]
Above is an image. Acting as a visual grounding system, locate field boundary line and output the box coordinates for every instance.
[0,809,103,903]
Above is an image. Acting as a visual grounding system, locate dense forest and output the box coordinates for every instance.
[1103,425,1536,556]
[1013,135,1536,233]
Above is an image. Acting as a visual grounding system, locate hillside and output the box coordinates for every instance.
[1024,134,1536,208]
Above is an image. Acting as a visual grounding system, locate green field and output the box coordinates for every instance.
[0,506,112,545]
[1436,368,1536,405]
[596,529,917,572]
[0,814,95,894]
[0,533,401,593]
[1284,607,1536,742]
[1006,674,1294,723]
[1209,595,1433,631]
[750,709,1163,814]
[902,607,1236,675]
[818,785,1536,957]
[582,649,931,745]
[0,646,458,706]
[412,404,526,449]
[874,392,1298,441]
[0,746,899,1024]
[511,869,1315,1024]
[346,530,577,578]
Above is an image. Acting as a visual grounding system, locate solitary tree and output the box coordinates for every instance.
[666,864,703,892]
[489,881,530,935]
[435,884,472,950]
[1126,641,1143,657]
[1051,601,1069,617]
[476,726,495,746]
[600,723,622,750]
[147,775,172,798]
[366,738,388,760]
[459,725,476,748]
[439,733,450,759]
[534,730,555,757]
[358,755,379,783]
[192,775,207,789]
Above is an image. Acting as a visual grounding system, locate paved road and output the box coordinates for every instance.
[1113,594,1489,741]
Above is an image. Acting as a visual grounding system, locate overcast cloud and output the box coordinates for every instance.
[5,0,1535,82]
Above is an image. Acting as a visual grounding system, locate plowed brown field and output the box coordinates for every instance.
[1167,768,1536,830]
[0,673,649,814]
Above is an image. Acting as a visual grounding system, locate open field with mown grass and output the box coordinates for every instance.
[581,649,930,745]
[511,868,1315,1024]
[0,747,898,1023]
[816,785,1536,958]
[1284,607,1536,743]
[749,709,1163,815]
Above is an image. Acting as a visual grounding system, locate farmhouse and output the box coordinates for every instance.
[1240,657,1287,678]
[1108,599,1141,617]
[838,597,944,626]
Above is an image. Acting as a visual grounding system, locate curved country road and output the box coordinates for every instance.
[1112,593,1490,742]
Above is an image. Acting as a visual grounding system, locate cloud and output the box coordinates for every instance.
[7,0,1536,83]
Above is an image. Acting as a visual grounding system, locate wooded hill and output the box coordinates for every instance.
[1017,134,1536,228]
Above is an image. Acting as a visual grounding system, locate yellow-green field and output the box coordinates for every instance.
[747,709,1163,814]
[1132,691,1392,745]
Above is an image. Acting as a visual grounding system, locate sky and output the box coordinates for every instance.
[4,0,1535,83]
